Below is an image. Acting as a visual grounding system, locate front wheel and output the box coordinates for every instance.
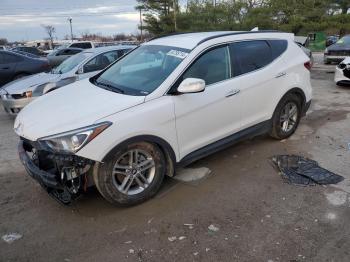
[94,142,166,206]
[270,94,302,140]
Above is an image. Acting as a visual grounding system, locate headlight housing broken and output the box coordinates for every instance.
[38,122,112,153]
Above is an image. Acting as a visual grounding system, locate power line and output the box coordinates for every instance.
[0,11,137,18]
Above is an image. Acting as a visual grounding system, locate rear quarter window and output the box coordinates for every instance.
[268,40,288,60]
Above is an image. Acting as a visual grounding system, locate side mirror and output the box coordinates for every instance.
[177,78,205,94]
[77,66,84,74]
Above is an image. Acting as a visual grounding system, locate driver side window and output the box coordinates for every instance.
[182,45,231,86]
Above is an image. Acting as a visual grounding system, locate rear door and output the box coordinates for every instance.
[229,40,288,129]
[0,52,19,85]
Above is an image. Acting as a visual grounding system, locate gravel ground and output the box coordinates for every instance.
[1,53,350,262]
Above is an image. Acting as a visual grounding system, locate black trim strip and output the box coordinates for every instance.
[178,120,272,167]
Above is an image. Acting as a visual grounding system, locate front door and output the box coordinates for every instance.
[172,45,243,159]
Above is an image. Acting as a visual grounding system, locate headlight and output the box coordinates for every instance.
[38,122,112,153]
[324,48,328,54]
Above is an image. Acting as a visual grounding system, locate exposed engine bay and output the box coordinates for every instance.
[19,138,95,204]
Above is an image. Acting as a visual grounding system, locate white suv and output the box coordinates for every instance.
[15,31,312,205]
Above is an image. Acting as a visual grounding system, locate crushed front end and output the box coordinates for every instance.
[18,138,95,205]
[335,58,350,85]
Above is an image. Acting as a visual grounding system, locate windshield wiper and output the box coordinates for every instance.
[94,80,124,94]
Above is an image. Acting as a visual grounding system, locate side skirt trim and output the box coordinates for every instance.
[177,119,272,167]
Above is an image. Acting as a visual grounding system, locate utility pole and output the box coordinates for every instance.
[68,17,73,42]
[139,8,143,42]
[173,0,177,32]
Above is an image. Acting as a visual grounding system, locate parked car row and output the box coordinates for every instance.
[12,31,313,205]
[0,45,133,114]
[324,35,350,64]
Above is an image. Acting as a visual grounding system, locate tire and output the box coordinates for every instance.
[270,93,302,140]
[94,142,166,206]
[13,73,30,80]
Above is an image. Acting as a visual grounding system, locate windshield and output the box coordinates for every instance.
[52,52,92,74]
[336,36,350,45]
[93,45,190,96]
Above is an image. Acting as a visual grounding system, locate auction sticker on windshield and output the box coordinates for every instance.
[167,50,189,59]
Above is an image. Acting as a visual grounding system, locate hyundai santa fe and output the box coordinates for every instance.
[14,31,312,206]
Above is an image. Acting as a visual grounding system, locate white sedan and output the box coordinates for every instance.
[0,45,134,115]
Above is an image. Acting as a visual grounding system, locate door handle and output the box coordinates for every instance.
[226,89,240,97]
[1,67,9,70]
[275,72,286,78]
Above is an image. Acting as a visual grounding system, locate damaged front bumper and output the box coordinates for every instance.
[334,62,350,85]
[18,139,95,204]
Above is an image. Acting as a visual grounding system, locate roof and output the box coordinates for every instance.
[82,45,136,55]
[144,31,290,50]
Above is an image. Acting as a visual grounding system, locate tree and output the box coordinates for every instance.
[41,24,56,49]
[0,38,8,45]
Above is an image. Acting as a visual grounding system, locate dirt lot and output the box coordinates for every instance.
[1,53,350,262]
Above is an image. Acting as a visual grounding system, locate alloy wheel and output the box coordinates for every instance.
[280,102,298,133]
[112,149,156,195]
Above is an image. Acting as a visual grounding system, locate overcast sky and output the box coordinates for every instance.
[0,0,141,42]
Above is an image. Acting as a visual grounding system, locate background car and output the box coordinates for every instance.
[334,57,350,86]
[0,45,133,115]
[326,35,339,47]
[11,46,46,56]
[47,47,83,67]
[0,50,50,87]
[58,41,96,50]
[0,46,6,50]
[324,35,350,64]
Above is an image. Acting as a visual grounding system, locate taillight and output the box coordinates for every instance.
[304,61,312,71]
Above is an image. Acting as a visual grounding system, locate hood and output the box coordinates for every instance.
[328,43,350,51]
[3,72,61,95]
[340,57,350,64]
[14,79,145,140]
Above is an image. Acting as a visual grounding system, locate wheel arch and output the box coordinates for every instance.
[277,87,307,116]
[101,135,176,178]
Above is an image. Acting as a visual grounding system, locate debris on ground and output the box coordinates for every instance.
[129,249,135,254]
[168,236,177,242]
[2,233,22,244]
[272,155,344,186]
[184,223,194,229]
[178,236,186,240]
[208,224,219,232]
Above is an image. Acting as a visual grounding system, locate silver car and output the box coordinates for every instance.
[0,45,134,115]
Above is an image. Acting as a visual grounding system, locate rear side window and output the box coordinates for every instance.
[230,40,272,76]
[71,42,92,49]
[62,49,82,55]
[268,40,288,60]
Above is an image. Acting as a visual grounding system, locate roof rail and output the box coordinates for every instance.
[196,30,281,46]
[148,31,197,42]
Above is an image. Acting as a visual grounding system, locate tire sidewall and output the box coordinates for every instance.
[96,142,166,206]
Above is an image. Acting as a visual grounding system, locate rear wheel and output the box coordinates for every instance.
[94,142,166,206]
[270,93,302,140]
